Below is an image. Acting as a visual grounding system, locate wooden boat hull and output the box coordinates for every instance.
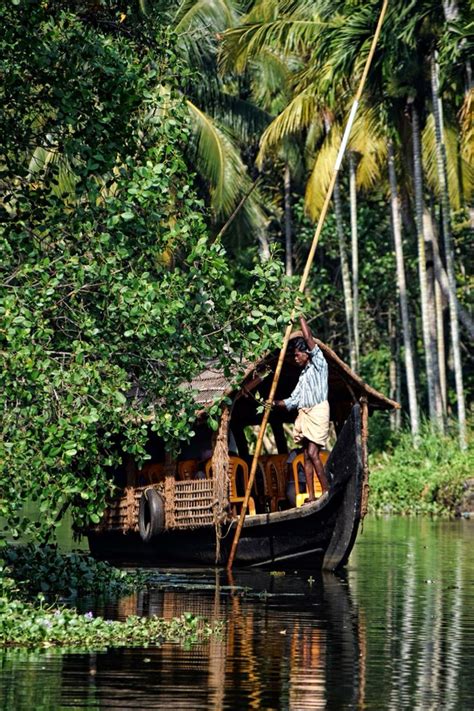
[88,404,363,571]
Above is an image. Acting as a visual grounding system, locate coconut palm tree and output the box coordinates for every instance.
[430,56,467,447]
[410,98,444,429]
[220,3,390,370]
[349,151,360,371]
[173,0,274,254]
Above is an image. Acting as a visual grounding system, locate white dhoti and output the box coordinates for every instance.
[293,400,330,447]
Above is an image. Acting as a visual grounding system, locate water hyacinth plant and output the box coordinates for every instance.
[0,549,223,650]
[0,595,220,650]
[3,545,149,599]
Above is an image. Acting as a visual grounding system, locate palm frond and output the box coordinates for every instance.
[304,120,325,162]
[186,99,252,218]
[220,19,322,74]
[207,92,272,143]
[349,107,387,189]
[257,89,319,165]
[174,0,237,33]
[250,50,293,112]
[27,144,77,199]
[174,0,238,67]
[305,123,342,221]
[237,188,269,242]
[422,112,473,210]
[459,87,473,167]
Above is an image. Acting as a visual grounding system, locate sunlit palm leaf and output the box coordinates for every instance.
[422,112,473,210]
[220,19,322,74]
[305,124,342,221]
[349,107,387,189]
[459,87,473,169]
[257,89,319,166]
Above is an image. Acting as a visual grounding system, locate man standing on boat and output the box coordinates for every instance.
[273,316,330,501]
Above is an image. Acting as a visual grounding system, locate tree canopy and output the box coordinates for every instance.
[0,1,292,539]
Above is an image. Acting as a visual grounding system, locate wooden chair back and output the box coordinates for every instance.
[265,454,290,512]
[138,462,165,485]
[206,456,256,516]
[177,459,199,481]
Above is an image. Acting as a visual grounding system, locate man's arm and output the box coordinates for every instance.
[300,316,316,351]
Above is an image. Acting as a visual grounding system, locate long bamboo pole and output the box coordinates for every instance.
[226,0,389,570]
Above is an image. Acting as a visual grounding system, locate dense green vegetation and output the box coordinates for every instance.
[369,425,474,515]
[1,592,218,650]
[3,545,149,598]
[0,0,472,543]
[0,1,293,541]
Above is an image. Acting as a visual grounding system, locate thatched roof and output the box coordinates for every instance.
[189,332,399,414]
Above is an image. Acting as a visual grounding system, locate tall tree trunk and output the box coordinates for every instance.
[423,206,445,431]
[349,152,360,371]
[430,225,474,338]
[435,279,447,415]
[388,142,420,438]
[333,176,356,370]
[257,230,271,262]
[411,103,443,428]
[389,305,402,431]
[431,57,467,448]
[283,163,293,277]
[424,205,448,417]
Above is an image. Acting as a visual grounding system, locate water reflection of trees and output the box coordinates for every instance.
[350,517,474,710]
[2,520,474,709]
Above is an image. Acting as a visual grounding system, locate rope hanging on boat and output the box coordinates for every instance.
[164,473,176,529]
[226,0,389,570]
[212,404,231,563]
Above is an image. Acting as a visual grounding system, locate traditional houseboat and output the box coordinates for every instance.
[87,332,398,570]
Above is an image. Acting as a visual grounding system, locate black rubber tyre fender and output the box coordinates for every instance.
[138,488,165,543]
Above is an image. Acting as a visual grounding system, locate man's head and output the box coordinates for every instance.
[292,337,310,368]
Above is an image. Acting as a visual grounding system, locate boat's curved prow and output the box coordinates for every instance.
[323,404,363,571]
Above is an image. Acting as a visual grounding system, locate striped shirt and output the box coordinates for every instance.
[284,345,328,410]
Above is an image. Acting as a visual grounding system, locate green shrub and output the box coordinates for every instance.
[369,426,473,515]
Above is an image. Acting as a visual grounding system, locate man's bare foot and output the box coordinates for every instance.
[302,497,316,506]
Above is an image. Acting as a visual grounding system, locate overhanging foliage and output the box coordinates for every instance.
[0,2,293,541]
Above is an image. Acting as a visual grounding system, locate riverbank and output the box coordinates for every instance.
[368,428,473,516]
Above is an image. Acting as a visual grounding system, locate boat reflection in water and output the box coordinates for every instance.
[73,569,362,710]
[2,518,473,709]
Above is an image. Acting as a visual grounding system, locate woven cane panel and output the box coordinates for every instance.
[90,480,214,534]
[172,479,214,529]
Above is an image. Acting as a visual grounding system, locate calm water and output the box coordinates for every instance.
[2,517,474,710]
